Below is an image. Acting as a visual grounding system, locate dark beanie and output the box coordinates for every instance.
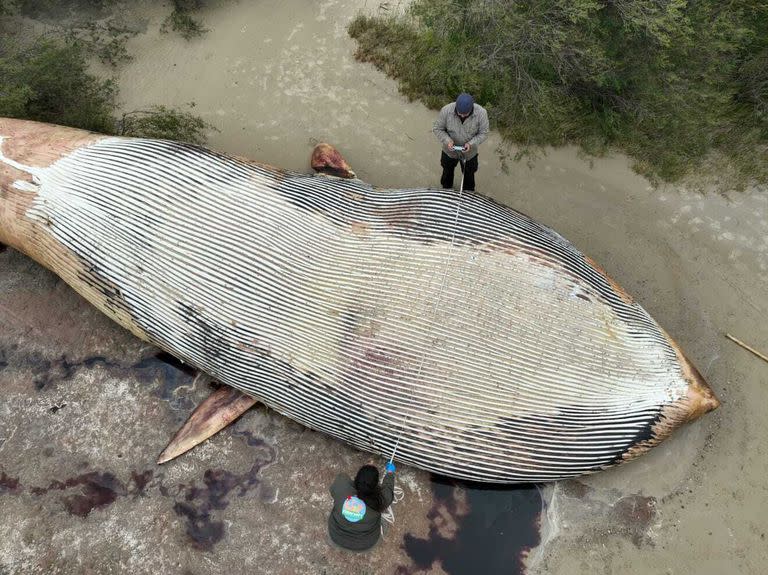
[456,93,474,114]
[354,465,379,492]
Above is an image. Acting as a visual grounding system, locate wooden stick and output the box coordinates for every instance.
[725,333,768,364]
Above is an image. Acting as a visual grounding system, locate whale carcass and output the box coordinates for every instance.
[0,119,719,483]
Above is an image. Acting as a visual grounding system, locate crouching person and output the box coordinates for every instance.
[327,462,396,552]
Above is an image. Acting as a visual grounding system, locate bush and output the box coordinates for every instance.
[65,20,137,67]
[161,0,208,40]
[14,0,116,19]
[0,3,215,145]
[0,38,116,133]
[0,36,214,145]
[118,105,215,145]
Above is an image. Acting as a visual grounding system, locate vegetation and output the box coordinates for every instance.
[0,2,215,144]
[161,0,208,40]
[118,105,215,144]
[349,1,768,186]
[65,20,137,67]
[0,38,117,133]
[13,0,114,19]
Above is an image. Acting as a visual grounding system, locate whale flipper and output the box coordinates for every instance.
[158,382,258,464]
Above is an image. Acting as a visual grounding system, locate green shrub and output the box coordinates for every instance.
[161,0,208,40]
[0,3,215,145]
[65,20,137,67]
[0,37,214,145]
[14,0,116,19]
[118,105,215,145]
[0,38,116,133]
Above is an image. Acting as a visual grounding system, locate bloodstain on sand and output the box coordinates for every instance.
[612,493,657,546]
[130,469,154,497]
[30,472,126,517]
[0,471,22,494]
[171,464,271,550]
[168,437,276,551]
[399,476,543,575]
[2,345,197,401]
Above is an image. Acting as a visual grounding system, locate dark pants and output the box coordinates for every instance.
[440,152,478,191]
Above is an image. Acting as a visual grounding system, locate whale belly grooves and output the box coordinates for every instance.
[0,118,719,483]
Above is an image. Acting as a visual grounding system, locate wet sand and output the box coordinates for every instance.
[2,0,767,573]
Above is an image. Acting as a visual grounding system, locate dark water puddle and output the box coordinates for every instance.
[400,476,543,575]
[32,356,75,390]
[232,428,271,449]
[0,346,118,391]
[32,355,119,390]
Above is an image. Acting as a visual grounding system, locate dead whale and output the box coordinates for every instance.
[0,118,719,483]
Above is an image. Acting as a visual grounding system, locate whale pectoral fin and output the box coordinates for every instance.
[157,384,258,464]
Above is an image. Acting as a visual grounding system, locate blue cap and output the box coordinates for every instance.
[456,93,474,114]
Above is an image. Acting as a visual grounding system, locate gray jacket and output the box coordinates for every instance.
[432,102,489,160]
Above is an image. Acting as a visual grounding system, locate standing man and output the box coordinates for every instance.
[432,93,489,192]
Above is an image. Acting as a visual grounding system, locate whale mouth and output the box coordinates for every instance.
[315,165,356,179]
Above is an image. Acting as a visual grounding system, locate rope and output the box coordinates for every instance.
[381,485,405,525]
[380,484,405,538]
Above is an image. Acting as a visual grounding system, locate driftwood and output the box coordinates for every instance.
[726,333,768,365]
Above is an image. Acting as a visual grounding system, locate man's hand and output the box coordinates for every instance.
[446,139,454,150]
[463,142,472,152]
